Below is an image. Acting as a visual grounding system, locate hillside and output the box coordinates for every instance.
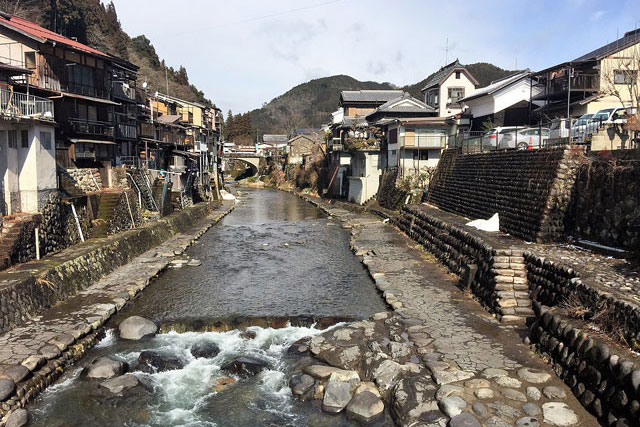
[2,0,211,105]
[251,63,515,135]
[250,75,395,135]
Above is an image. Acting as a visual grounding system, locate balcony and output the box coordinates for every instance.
[540,74,599,99]
[401,135,447,149]
[0,88,54,121]
[112,81,136,102]
[116,123,137,140]
[344,137,381,151]
[64,82,108,99]
[68,118,114,137]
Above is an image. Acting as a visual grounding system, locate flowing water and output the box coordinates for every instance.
[29,188,389,426]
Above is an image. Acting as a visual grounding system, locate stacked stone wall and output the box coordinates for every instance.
[528,302,639,425]
[65,168,102,192]
[107,189,142,235]
[426,147,582,242]
[376,168,407,211]
[565,153,640,252]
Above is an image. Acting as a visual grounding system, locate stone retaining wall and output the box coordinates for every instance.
[0,203,216,334]
[524,251,640,353]
[426,148,582,242]
[107,190,142,235]
[393,205,533,322]
[65,168,102,192]
[528,302,639,425]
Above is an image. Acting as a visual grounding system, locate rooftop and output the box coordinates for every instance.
[368,92,435,115]
[459,70,531,103]
[574,28,640,62]
[421,59,477,91]
[263,134,289,143]
[340,90,404,104]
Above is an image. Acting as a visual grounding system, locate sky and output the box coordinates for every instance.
[110,0,639,114]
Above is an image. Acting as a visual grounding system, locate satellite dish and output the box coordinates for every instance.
[142,81,148,89]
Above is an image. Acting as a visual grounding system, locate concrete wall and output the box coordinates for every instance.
[347,151,382,205]
[426,148,582,242]
[438,72,476,116]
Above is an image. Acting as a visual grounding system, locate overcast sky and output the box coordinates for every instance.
[110,0,639,113]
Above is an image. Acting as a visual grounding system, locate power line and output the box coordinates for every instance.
[160,0,345,38]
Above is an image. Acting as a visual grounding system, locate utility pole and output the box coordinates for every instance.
[165,66,169,96]
[567,66,572,142]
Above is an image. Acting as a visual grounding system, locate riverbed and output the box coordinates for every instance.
[29,188,388,426]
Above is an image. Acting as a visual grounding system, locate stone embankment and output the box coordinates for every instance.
[290,195,596,427]
[0,201,234,425]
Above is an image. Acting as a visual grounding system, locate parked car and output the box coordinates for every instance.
[603,106,637,124]
[549,118,576,140]
[515,127,550,149]
[572,114,595,143]
[481,127,520,150]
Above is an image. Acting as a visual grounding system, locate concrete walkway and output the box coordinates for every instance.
[305,196,598,427]
[0,201,234,424]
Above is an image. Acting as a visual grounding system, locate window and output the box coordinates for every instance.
[24,52,36,70]
[391,150,397,155]
[455,71,461,79]
[40,131,52,150]
[614,70,637,85]
[20,130,28,148]
[448,87,465,104]
[8,130,17,148]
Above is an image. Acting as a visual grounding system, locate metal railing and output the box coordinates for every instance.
[401,134,447,149]
[69,118,114,136]
[116,123,137,140]
[0,88,54,120]
[112,81,136,101]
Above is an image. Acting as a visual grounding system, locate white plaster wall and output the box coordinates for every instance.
[439,72,477,116]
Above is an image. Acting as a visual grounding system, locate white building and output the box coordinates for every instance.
[421,59,479,118]
[347,149,384,205]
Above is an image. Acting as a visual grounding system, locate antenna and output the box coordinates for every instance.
[445,38,449,65]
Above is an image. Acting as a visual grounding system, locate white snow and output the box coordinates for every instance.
[220,190,237,201]
[466,213,500,232]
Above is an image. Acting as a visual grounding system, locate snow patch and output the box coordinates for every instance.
[466,213,500,232]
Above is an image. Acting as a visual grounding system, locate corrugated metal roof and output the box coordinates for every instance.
[459,70,531,102]
[340,90,404,103]
[0,14,109,58]
[574,29,640,62]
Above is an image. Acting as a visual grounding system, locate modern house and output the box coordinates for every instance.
[0,62,56,215]
[532,29,640,117]
[421,59,479,117]
[458,70,542,130]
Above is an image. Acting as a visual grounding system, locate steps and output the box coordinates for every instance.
[491,250,533,323]
[128,170,157,211]
[92,192,123,238]
[0,214,37,270]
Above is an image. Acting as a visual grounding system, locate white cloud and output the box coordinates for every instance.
[590,10,606,21]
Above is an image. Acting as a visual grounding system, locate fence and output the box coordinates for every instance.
[0,88,54,121]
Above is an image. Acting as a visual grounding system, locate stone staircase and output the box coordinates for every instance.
[128,169,157,211]
[91,192,123,238]
[0,214,36,270]
[491,249,534,323]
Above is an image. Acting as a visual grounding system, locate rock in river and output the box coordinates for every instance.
[99,374,140,394]
[83,357,127,379]
[322,381,352,413]
[0,377,16,401]
[221,356,270,377]
[346,390,384,423]
[119,316,158,340]
[5,408,28,427]
[137,351,183,373]
[289,374,315,398]
[190,342,221,359]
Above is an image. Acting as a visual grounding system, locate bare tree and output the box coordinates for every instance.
[0,0,42,20]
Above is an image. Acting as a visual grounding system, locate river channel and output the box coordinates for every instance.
[29,188,388,426]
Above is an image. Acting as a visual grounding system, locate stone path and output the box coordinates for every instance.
[304,196,598,427]
[0,201,234,424]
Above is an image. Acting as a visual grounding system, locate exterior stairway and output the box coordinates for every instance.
[128,169,157,211]
[92,192,122,238]
[0,214,36,270]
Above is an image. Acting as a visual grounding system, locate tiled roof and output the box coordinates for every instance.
[263,134,288,143]
[459,70,530,102]
[0,14,109,58]
[574,29,640,62]
[340,90,404,103]
[372,92,435,114]
[421,59,463,91]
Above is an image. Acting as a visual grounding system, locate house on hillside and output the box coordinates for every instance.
[532,29,640,118]
[287,134,320,166]
[0,12,140,181]
[421,59,479,118]
[0,62,56,215]
[458,70,543,130]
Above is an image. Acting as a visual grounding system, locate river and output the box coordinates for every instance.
[29,188,388,427]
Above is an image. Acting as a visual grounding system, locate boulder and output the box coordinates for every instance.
[137,351,183,373]
[5,409,28,427]
[450,413,482,427]
[190,342,221,359]
[1,365,30,383]
[542,402,578,426]
[289,374,315,399]
[119,316,158,340]
[83,357,126,379]
[328,370,360,392]
[99,374,140,394]
[439,395,467,417]
[221,356,270,377]
[303,364,341,380]
[0,378,16,401]
[210,376,236,392]
[346,390,384,423]
[322,381,352,413]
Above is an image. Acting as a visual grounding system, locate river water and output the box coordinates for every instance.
[29,189,388,427]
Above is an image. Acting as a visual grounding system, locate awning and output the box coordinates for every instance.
[70,138,116,145]
[53,91,121,106]
[172,149,200,159]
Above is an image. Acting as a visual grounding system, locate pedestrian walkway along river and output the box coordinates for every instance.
[27,189,387,426]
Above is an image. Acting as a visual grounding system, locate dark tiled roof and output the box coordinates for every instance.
[263,134,289,143]
[574,29,640,62]
[370,93,435,114]
[421,59,463,91]
[340,90,404,103]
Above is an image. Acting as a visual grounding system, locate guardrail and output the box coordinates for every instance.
[69,118,114,136]
[0,88,54,121]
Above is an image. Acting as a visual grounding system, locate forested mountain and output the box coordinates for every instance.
[0,0,211,105]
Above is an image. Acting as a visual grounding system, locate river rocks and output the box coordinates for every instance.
[83,357,126,379]
[39,344,61,359]
[190,342,220,359]
[221,356,270,377]
[303,365,341,379]
[516,417,540,427]
[391,376,441,425]
[99,374,140,394]
[289,374,315,399]
[21,355,45,372]
[474,388,494,399]
[137,351,183,373]
[328,370,360,392]
[523,403,541,416]
[432,369,474,385]
[322,381,352,413]
[542,386,567,399]
[517,367,551,384]
[450,412,482,427]
[1,365,30,383]
[119,316,158,340]
[481,368,509,379]
[501,388,528,402]
[373,360,420,392]
[4,409,28,427]
[439,395,467,417]
[210,376,236,392]
[345,390,384,423]
[0,378,16,401]
[542,402,578,426]
[495,375,522,388]
[526,386,542,401]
